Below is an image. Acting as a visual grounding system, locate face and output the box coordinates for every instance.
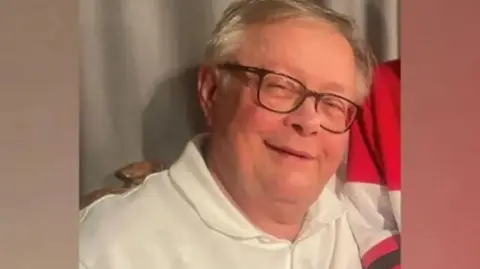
[198,18,357,209]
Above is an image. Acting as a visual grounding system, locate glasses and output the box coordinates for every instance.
[218,63,361,134]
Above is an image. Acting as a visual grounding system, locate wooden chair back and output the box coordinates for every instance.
[80,161,165,209]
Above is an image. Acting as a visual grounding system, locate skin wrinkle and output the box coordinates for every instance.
[198,17,356,241]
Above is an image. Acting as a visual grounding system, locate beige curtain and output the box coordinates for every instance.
[80,0,399,195]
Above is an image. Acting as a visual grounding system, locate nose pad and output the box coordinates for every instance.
[284,98,321,136]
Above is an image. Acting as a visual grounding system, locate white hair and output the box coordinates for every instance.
[204,0,376,101]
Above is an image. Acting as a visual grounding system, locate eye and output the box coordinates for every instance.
[261,74,302,98]
[321,97,345,111]
[264,77,290,89]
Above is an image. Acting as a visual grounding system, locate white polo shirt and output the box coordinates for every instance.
[79,135,362,269]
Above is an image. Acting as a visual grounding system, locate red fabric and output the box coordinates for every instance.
[347,59,401,190]
[361,235,401,268]
[346,59,401,268]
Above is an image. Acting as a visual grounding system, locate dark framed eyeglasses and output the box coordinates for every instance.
[217,63,361,134]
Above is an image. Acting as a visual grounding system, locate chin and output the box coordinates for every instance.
[268,172,322,199]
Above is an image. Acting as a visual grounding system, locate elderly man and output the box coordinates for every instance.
[79,0,375,268]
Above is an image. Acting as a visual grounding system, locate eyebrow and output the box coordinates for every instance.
[232,61,352,96]
[317,82,348,94]
[258,63,351,94]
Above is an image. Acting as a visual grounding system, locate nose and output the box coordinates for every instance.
[284,97,321,137]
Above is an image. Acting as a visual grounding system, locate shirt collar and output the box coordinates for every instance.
[168,133,346,239]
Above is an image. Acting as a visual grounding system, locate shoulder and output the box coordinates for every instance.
[80,171,169,224]
[79,171,178,267]
[326,196,364,269]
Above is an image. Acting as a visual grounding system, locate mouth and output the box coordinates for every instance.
[264,142,315,160]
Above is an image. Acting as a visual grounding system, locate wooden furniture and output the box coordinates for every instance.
[114,160,165,187]
[80,160,165,209]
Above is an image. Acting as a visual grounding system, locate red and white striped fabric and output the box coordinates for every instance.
[344,60,401,269]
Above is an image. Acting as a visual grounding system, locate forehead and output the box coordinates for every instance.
[234,18,356,97]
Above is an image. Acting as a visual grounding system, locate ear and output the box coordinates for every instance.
[197,66,218,127]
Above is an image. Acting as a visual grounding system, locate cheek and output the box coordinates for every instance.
[229,103,282,165]
[230,95,283,134]
[244,104,284,133]
[318,132,348,164]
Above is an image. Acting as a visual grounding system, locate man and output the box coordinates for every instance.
[344,59,401,269]
[79,0,375,268]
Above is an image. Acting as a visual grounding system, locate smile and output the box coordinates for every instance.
[264,142,315,160]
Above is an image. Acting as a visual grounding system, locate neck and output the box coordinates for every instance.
[217,175,307,241]
[204,144,308,241]
[237,200,307,241]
